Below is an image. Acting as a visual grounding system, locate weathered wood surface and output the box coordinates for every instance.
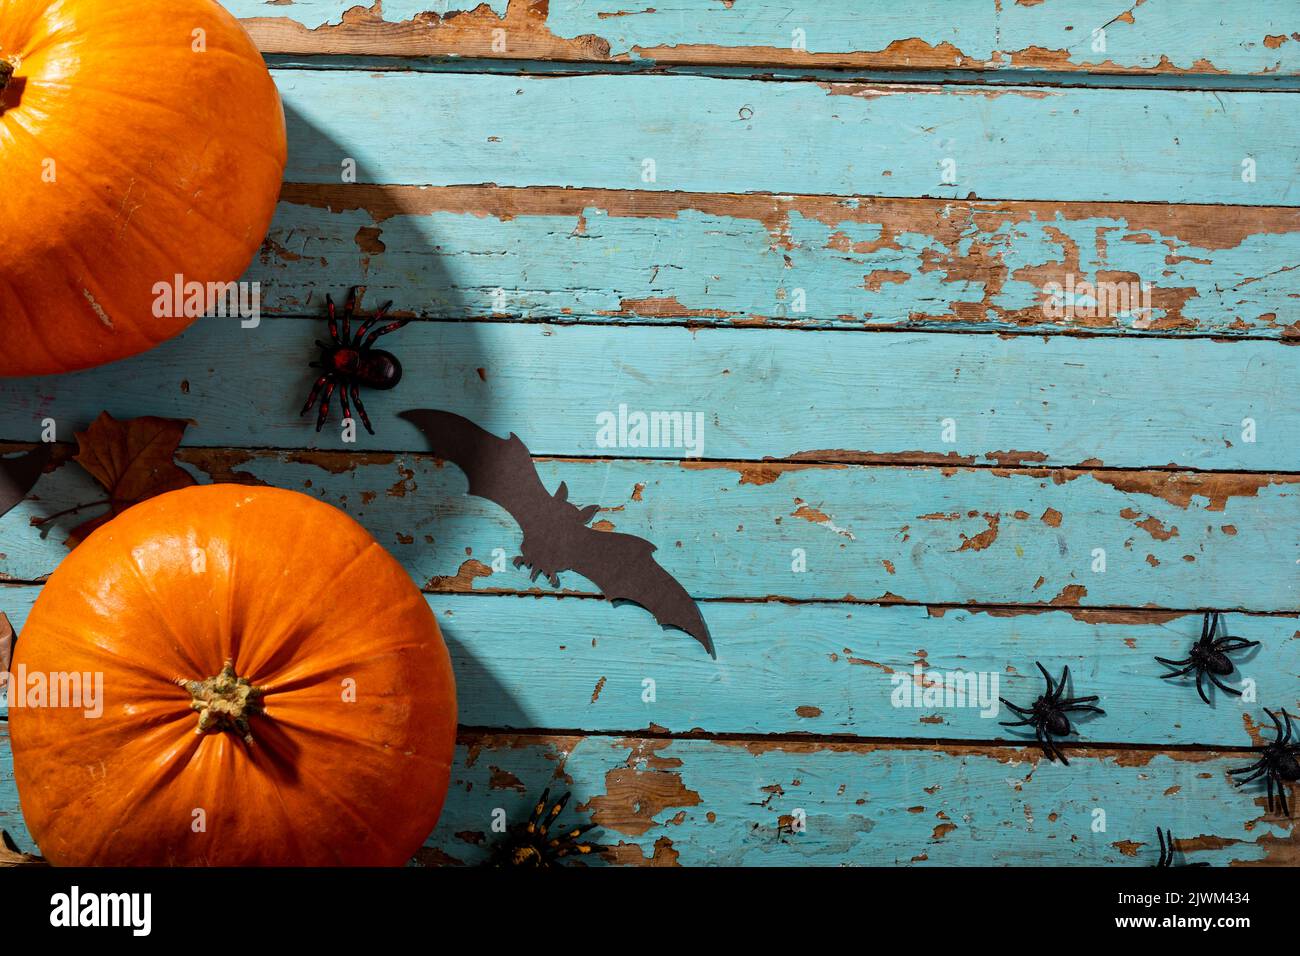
[254,185,1300,337]
[227,0,1300,77]
[271,70,1300,205]
[1,582,1295,747]
[1,321,1296,471]
[3,725,1294,866]
[2,6,1295,867]
[4,447,1297,612]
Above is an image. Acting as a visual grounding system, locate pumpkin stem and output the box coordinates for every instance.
[179,660,266,744]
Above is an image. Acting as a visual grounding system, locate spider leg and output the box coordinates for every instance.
[1266,773,1276,814]
[1036,662,1056,700]
[1158,664,1198,680]
[1218,638,1260,652]
[1062,704,1105,715]
[1202,611,1216,646]
[300,375,328,417]
[1047,732,1069,766]
[1033,724,1053,761]
[1207,672,1242,697]
[1060,694,1099,705]
[349,384,375,435]
[351,301,393,346]
[539,791,571,838]
[1155,655,1193,668]
[1156,827,1169,867]
[1282,709,1296,745]
[1228,760,1266,778]
[315,381,337,432]
[999,698,1033,716]
[325,294,341,344]
[1280,779,1292,818]
[526,788,551,832]
[1195,670,1211,706]
[339,383,353,426]
[341,287,360,344]
[1056,665,1072,704]
[361,318,412,349]
[1265,708,1284,745]
[1000,718,1034,727]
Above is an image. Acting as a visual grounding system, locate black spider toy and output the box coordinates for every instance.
[486,788,598,867]
[1153,826,1209,867]
[999,662,1104,765]
[1228,708,1300,816]
[1156,611,1258,705]
[300,287,409,434]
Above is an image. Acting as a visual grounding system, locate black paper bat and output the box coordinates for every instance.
[400,409,714,657]
[0,445,50,519]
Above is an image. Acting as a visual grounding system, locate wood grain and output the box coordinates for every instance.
[5,725,1293,866]
[254,185,1300,337]
[270,69,1300,205]
[0,320,1295,471]
[1,583,1295,747]
[225,0,1300,78]
[4,448,1298,612]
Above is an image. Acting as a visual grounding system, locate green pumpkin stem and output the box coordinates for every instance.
[179,660,266,744]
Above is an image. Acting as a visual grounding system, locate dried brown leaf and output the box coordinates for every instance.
[0,830,47,867]
[67,412,196,546]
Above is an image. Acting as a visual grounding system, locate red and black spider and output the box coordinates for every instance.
[999,661,1104,766]
[300,287,409,434]
[486,788,598,867]
[1156,611,1258,705]
[1228,708,1300,816]
[1154,826,1209,867]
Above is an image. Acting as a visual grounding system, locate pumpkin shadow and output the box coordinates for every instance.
[438,628,531,729]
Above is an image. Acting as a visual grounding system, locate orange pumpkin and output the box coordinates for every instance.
[9,485,457,866]
[0,0,286,376]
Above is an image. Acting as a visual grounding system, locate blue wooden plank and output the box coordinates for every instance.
[268,69,1300,205]
[251,185,1300,337]
[0,320,1295,471]
[3,723,1284,865]
[2,583,1295,747]
[422,734,1296,866]
[4,450,1297,612]
[225,0,1300,77]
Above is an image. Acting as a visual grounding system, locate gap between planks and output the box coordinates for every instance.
[262,56,1300,95]
[453,725,1261,758]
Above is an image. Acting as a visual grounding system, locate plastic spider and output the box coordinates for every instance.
[999,662,1104,766]
[487,788,598,868]
[1156,611,1258,705]
[300,287,409,434]
[1228,708,1300,816]
[1154,827,1208,867]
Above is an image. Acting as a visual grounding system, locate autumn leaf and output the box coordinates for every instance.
[0,830,47,867]
[65,412,196,547]
[0,611,11,677]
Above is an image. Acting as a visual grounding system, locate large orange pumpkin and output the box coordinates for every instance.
[9,485,457,866]
[0,0,286,376]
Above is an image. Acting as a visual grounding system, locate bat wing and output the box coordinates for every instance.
[571,529,714,658]
[399,409,554,521]
[0,445,51,519]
